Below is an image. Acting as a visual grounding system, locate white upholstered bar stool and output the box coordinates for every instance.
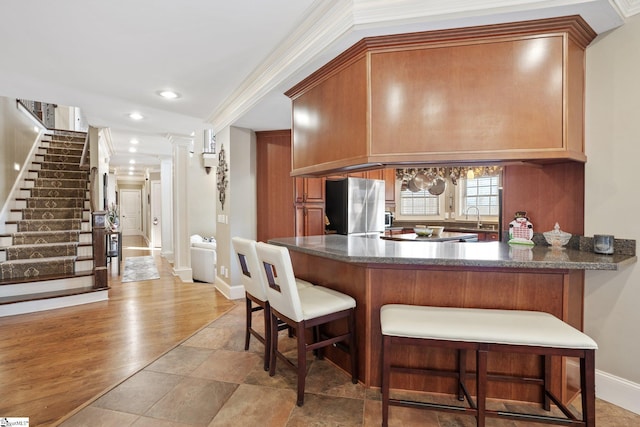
[256,242,358,406]
[380,305,597,427]
[231,237,312,371]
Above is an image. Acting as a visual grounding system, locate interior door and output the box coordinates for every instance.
[150,181,162,247]
[120,189,142,236]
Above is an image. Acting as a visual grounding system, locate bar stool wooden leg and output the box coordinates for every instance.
[244,297,252,351]
[476,349,488,427]
[262,303,271,371]
[381,335,391,427]
[582,350,596,427]
[296,322,307,406]
[349,309,358,384]
[543,354,551,411]
[458,349,467,401]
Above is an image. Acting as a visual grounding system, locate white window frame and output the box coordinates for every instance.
[454,175,501,222]
[395,183,446,221]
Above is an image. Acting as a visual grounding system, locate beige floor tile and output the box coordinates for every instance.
[93,370,184,415]
[209,383,296,427]
[305,359,365,400]
[146,345,215,376]
[286,393,364,426]
[182,324,245,351]
[363,398,439,427]
[145,376,237,425]
[60,406,139,427]
[190,348,262,383]
[132,416,195,427]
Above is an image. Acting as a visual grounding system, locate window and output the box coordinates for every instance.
[397,188,444,219]
[458,176,500,217]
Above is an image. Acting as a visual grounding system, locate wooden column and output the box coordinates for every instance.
[92,211,108,289]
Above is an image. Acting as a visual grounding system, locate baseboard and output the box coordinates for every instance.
[214,277,244,300]
[172,266,193,282]
[596,369,640,415]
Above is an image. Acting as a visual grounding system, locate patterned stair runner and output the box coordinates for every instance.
[0,130,90,281]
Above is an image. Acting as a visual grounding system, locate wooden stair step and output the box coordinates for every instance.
[0,285,108,306]
[0,269,93,287]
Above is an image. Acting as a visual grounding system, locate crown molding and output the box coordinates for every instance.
[209,0,354,132]
[210,0,626,133]
[613,0,640,17]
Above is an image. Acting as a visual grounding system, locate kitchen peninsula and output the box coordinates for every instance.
[269,234,636,404]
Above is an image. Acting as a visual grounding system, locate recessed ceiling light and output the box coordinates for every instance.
[130,138,139,145]
[129,166,134,171]
[129,171,133,175]
[129,147,137,153]
[129,112,144,120]
[158,90,180,99]
[129,159,136,164]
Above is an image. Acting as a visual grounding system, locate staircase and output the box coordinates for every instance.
[0,130,108,317]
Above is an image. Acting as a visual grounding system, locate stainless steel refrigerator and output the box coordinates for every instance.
[325,177,385,235]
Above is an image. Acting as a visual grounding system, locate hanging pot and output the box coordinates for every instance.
[412,171,433,191]
[407,178,421,192]
[428,177,447,195]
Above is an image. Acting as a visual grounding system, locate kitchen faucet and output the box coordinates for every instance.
[465,206,482,229]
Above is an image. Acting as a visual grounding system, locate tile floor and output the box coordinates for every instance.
[61,303,640,427]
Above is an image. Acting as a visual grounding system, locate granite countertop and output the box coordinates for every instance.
[269,234,637,271]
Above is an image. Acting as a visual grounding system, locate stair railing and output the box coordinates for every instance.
[79,131,90,170]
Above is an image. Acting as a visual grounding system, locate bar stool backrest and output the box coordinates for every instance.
[255,242,304,322]
[232,237,268,302]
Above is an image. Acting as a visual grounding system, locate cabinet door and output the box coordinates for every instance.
[256,130,295,242]
[295,204,325,236]
[305,205,325,236]
[382,168,396,204]
[295,177,325,204]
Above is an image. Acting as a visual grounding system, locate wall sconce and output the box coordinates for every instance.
[202,152,216,174]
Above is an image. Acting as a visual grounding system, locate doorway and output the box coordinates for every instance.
[120,189,142,236]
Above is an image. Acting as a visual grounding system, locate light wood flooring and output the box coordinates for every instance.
[0,235,234,426]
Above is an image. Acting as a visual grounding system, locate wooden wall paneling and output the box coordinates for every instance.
[290,57,369,172]
[288,248,580,403]
[256,130,295,242]
[370,36,564,156]
[502,162,585,236]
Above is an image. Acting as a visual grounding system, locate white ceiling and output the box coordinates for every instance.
[0,0,637,176]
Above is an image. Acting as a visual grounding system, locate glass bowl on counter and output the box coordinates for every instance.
[543,223,572,249]
[413,226,433,237]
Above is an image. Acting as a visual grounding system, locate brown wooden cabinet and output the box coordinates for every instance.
[256,130,295,242]
[295,177,325,204]
[295,204,325,237]
[257,131,327,240]
[294,176,325,236]
[286,16,596,177]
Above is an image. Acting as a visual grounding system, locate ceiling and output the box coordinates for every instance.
[0,0,638,178]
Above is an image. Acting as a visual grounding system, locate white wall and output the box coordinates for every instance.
[585,13,640,413]
[188,129,217,239]
[214,126,256,300]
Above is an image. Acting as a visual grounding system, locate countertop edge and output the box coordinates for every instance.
[269,236,637,271]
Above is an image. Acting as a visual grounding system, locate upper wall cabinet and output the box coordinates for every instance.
[286,16,596,177]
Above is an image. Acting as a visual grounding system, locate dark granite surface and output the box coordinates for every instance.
[269,234,637,271]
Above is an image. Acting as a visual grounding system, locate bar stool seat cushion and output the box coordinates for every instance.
[298,286,356,320]
[381,305,597,350]
[296,278,314,289]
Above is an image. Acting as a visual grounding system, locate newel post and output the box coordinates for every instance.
[92,211,108,289]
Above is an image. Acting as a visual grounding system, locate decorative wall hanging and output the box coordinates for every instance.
[216,145,229,210]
